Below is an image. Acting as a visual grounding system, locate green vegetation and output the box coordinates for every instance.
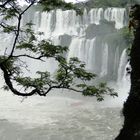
[84,0,140,8]
[104,27,134,49]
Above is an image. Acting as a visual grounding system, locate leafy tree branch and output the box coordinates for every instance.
[0,0,117,101]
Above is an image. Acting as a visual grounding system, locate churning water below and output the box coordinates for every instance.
[0,82,129,140]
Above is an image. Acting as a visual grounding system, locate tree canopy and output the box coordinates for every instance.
[0,0,117,101]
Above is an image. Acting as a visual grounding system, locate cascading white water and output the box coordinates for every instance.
[24,8,127,78]
[86,38,96,71]
[104,8,127,29]
[88,8,104,25]
[117,49,128,84]
[0,7,130,140]
[32,8,127,38]
[67,37,96,71]
[100,43,108,77]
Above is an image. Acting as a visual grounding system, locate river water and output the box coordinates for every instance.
[0,85,129,140]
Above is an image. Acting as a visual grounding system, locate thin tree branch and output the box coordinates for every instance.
[0,0,12,8]
[9,14,22,57]
[0,22,18,32]
[12,54,45,61]
[0,63,40,96]
[9,0,36,58]
[20,0,36,15]
[0,0,85,97]
[50,86,82,93]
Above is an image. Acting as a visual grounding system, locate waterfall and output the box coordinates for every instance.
[104,8,127,29]
[30,8,127,38]
[86,38,96,71]
[0,7,128,80]
[117,49,128,84]
[0,6,131,140]
[0,7,130,106]
[21,8,128,82]
[100,43,108,77]
[88,8,104,25]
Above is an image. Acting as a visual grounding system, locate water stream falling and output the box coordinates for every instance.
[0,7,130,140]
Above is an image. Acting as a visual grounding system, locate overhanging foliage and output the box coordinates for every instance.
[0,0,117,101]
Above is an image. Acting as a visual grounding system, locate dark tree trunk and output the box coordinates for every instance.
[115,5,140,140]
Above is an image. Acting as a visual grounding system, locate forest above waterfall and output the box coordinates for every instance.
[77,0,140,8]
